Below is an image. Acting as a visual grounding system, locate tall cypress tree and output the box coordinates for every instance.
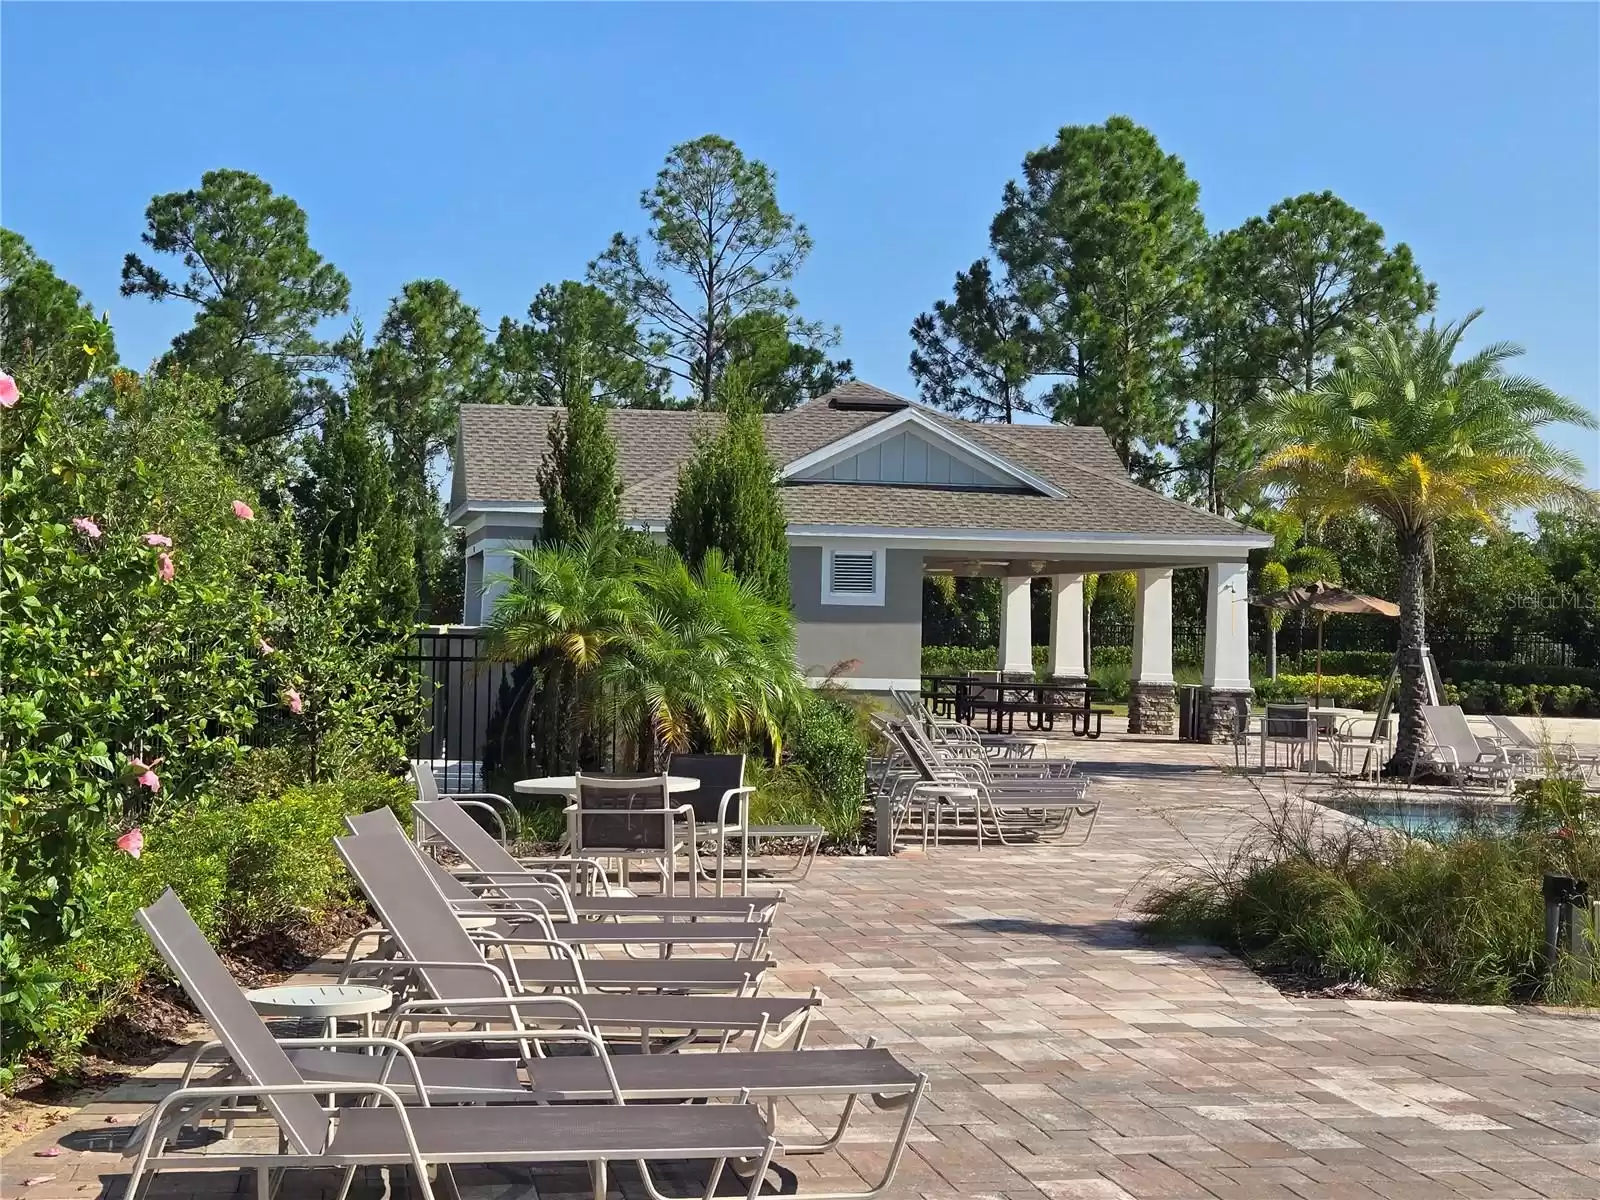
[667,371,790,604]
[536,385,621,547]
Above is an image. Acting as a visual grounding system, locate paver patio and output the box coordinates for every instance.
[7,731,1599,1200]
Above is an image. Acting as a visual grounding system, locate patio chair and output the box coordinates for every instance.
[1485,714,1600,780]
[1415,705,1515,792]
[413,796,784,922]
[131,889,780,1200]
[346,807,771,959]
[336,829,779,997]
[1261,703,1314,771]
[572,772,702,896]
[671,753,825,895]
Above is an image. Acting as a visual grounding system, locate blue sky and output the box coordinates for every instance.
[4,3,1597,481]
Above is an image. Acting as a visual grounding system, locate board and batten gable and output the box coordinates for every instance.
[789,546,923,691]
[792,427,1023,488]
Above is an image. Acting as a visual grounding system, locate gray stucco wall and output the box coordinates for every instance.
[790,547,923,686]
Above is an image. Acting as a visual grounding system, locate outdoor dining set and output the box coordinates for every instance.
[118,762,930,1200]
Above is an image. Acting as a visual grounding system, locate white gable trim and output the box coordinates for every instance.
[779,407,1066,499]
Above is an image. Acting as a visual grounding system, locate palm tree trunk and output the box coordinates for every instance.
[1386,527,1431,777]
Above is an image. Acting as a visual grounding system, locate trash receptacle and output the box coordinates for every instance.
[1176,685,1203,742]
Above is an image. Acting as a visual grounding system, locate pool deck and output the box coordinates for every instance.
[6,727,1598,1200]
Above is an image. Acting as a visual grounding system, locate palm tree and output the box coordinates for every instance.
[488,532,803,771]
[1257,312,1597,775]
[486,527,638,773]
[601,546,803,765]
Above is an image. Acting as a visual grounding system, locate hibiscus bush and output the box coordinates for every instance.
[0,350,424,1083]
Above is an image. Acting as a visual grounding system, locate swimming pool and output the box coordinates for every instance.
[1316,797,1519,839]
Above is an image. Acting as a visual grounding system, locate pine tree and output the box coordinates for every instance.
[293,389,419,628]
[667,371,790,605]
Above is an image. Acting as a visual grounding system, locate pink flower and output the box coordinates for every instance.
[231,500,254,521]
[258,638,275,655]
[116,828,144,858]
[142,533,173,548]
[126,757,163,794]
[72,517,102,540]
[157,552,175,582]
[0,372,18,408]
[281,687,303,715]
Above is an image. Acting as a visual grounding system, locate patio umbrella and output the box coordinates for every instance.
[1249,581,1400,704]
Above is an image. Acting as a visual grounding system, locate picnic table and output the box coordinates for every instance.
[921,674,1109,738]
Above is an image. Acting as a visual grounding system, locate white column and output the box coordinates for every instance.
[997,574,1034,675]
[479,548,515,624]
[1131,568,1174,684]
[1046,574,1086,678]
[1203,561,1252,691]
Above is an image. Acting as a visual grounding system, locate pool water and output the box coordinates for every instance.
[1317,797,1519,839]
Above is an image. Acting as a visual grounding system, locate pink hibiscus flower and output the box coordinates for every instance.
[231,500,255,521]
[117,828,145,858]
[258,637,276,655]
[0,371,18,408]
[72,516,102,540]
[126,757,164,793]
[142,532,173,548]
[282,687,304,715]
[157,552,175,582]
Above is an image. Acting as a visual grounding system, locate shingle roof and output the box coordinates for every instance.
[454,384,1255,540]
[778,481,1247,537]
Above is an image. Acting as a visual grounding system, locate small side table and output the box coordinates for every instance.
[244,983,392,1040]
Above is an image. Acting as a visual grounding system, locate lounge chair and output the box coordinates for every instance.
[413,796,784,922]
[408,758,519,840]
[1485,714,1600,780]
[1414,705,1515,792]
[158,880,926,1200]
[887,723,1096,848]
[346,807,771,960]
[333,827,820,1050]
[131,889,779,1200]
[337,829,776,995]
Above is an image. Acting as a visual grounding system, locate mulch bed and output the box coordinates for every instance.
[3,903,371,1113]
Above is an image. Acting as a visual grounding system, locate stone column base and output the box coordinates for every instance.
[1196,687,1253,745]
[1048,674,1089,708]
[1127,681,1176,735]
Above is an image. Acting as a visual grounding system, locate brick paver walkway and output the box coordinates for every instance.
[7,733,1599,1200]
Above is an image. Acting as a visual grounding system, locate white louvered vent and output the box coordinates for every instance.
[829,551,878,594]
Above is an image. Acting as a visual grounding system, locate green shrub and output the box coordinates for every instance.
[0,773,409,1084]
[1141,785,1598,1006]
[1253,673,1386,709]
[753,691,868,844]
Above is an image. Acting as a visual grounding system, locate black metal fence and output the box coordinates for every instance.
[404,627,519,791]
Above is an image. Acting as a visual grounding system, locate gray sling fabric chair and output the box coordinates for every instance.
[130,889,778,1200]
[408,759,519,840]
[346,807,770,959]
[413,796,785,921]
[670,754,825,895]
[1415,705,1515,792]
[336,831,777,994]
[153,877,926,1200]
[332,827,819,1050]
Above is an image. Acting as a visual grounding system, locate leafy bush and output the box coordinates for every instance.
[1253,673,1386,709]
[0,775,412,1083]
[1141,784,1598,1005]
[750,691,869,844]
[1443,680,1598,717]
